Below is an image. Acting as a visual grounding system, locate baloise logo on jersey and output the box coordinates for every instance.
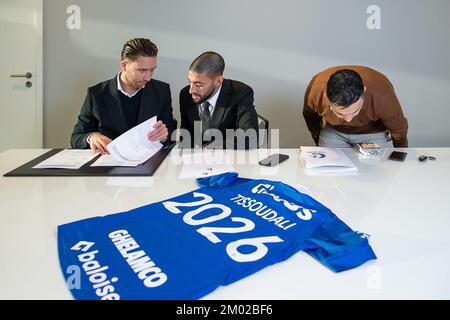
[58,173,376,300]
[66,229,168,300]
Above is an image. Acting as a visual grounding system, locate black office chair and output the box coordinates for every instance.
[257,113,269,148]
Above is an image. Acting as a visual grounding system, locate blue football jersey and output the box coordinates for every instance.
[58,172,376,300]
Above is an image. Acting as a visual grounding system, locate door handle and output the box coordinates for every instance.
[10,72,32,79]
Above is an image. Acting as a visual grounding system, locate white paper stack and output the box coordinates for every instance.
[32,149,99,169]
[299,146,357,175]
[90,116,162,167]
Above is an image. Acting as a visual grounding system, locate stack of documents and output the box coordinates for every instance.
[105,116,162,165]
[32,149,99,169]
[299,146,358,175]
[179,150,235,179]
[93,116,162,167]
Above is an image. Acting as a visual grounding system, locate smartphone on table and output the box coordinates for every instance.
[388,151,407,162]
[259,154,289,167]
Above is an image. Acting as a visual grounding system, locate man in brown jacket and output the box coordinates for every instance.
[303,66,408,147]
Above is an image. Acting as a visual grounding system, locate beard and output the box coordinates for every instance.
[192,86,216,104]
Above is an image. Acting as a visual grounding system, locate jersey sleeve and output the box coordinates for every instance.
[196,172,251,188]
[303,213,377,272]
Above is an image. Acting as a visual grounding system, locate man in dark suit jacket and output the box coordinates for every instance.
[71,38,177,153]
[179,51,258,149]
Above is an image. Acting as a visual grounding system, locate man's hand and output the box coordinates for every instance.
[147,120,168,142]
[89,133,112,155]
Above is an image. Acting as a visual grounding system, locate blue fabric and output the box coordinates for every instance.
[58,172,376,300]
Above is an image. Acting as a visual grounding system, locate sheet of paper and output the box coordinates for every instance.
[32,149,99,169]
[178,149,235,179]
[90,155,139,167]
[106,116,162,165]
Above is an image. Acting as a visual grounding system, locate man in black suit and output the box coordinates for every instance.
[71,38,177,154]
[179,51,258,149]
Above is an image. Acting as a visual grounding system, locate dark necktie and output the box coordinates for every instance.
[199,101,211,136]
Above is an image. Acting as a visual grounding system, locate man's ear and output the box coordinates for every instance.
[120,59,128,72]
[216,75,224,86]
[364,86,367,93]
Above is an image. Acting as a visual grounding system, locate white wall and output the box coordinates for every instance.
[43,0,450,148]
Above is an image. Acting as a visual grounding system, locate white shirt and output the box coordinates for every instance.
[117,73,143,98]
[200,85,222,116]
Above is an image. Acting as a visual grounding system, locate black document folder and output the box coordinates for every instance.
[3,144,174,177]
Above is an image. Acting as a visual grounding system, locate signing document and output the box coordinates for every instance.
[92,116,162,167]
[33,149,99,169]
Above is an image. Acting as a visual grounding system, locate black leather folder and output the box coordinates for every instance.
[3,144,174,177]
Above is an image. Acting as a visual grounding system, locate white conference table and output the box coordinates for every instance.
[0,147,449,300]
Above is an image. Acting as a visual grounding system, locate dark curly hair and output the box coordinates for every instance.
[327,69,364,107]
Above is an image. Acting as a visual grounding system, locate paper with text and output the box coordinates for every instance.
[106,116,162,165]
[33,149,99,169]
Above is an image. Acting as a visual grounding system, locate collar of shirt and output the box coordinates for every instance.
[202,85,222,115]
[117,73,143,98]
